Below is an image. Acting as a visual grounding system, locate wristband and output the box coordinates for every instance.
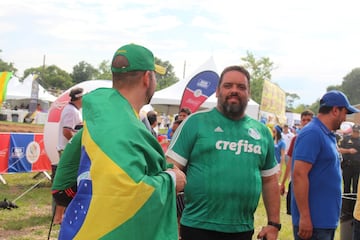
[268,221,281,231]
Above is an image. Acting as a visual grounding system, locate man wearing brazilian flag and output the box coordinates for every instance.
[59,43,186,240]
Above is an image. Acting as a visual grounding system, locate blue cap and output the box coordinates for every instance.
[320,90,360,114]
[275,125,282,133]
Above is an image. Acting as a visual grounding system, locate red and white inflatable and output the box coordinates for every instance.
[44,80,112,165]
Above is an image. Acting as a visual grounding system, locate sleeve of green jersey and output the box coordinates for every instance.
[166,116,197,167]
[52,128,83,190]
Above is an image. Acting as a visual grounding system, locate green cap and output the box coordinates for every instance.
[111,43,165,74]
[111,44,155,73]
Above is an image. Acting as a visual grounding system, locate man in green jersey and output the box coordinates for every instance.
[166,65,280,240]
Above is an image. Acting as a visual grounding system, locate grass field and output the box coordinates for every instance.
[0,173,59,240]
[0,172,342,240]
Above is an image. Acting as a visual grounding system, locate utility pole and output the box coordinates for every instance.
[182,60,186,80]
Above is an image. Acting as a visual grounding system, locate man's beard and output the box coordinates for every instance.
[145,74,156,105]
[221,95,247,119]
[145,86,154,104]
[334,116,344,131]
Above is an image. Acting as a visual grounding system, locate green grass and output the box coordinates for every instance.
[0,172,59,240]
[0,172,342,239]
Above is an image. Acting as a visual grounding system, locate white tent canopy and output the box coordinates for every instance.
[150,57,260,119]
[5,74,57,102]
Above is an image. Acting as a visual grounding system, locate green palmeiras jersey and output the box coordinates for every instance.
[166,108,278,233]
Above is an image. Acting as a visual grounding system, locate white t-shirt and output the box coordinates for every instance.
[57,103,82,151]
[282,131,294,153]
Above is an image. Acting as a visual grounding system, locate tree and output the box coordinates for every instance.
[154,57,179,91]
[293,103,311,114]
[342,68,360,104]
[308,100,320,114]
[0,49,17,74]
[292,69,358,110]
[96,60,112,80]
[286,92,300,111]
[241,51,275,104]
[326,84,342,92]
[23,65,73,90]
[71,61,98,84]
[92,58,179,88]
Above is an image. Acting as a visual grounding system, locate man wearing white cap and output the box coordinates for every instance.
[53,87,83,224]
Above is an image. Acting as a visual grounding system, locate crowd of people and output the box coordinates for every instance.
[49,43,360,240]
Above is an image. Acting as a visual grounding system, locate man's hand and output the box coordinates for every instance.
[279,183,286,196]
[256,225,279,240]
[349,148,358,154]
[168,167,186,193]
[298,215,313,239]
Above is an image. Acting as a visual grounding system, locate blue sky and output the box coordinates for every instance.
[1,0,359,105]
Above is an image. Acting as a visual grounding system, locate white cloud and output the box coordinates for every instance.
[1,0,360,105]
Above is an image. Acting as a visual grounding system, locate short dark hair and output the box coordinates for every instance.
[318,105,335,114]
[147,111,157,125]
[301,110,314,118]
[218,65,251,87]
[179,108,191,116]
[173,119,183,126]
[69,87,84,101]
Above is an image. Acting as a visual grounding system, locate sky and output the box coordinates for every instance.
[1,0,360,106]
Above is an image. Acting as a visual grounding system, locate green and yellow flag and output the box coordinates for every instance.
[59,88,178,240]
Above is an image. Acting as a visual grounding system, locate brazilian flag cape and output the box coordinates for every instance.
[59,88,178,240]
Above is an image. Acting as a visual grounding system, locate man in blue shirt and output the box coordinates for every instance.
[291,90,360,240]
